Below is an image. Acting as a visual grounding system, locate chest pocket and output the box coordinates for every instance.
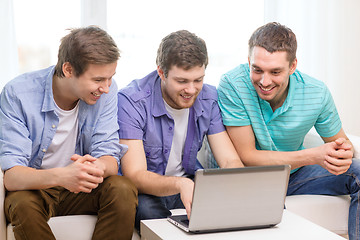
[143,145,164,173]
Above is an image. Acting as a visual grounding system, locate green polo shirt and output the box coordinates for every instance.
[217,64,341,171]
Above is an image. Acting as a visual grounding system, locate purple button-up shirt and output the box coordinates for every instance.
[118,70,225,176]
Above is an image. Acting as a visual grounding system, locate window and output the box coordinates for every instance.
[107,0,264,88]
[13,0,81,74]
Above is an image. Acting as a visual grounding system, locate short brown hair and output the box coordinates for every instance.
[54,26,120,77]
[248,22,297,65]
[156,30,208,77]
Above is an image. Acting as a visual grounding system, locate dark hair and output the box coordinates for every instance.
[156,30,208,77]
[248,22,297,64]
[54,26,120,77]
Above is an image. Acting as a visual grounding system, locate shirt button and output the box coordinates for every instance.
[146,152,150,156]
[169,127,172,130]
[42,148,46,153]
[52,124,56,128]
[164,150,168,153]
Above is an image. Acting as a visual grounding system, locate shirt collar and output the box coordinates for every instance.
[41,66,57,113]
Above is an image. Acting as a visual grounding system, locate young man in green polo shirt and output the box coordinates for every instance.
[217,22,359,240]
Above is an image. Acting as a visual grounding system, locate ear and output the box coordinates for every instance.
[289,58,297,75]
[62,62,73,78]
[157,66,166,81]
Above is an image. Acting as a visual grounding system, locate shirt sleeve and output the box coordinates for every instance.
[89,81,127,164]
[117,91,145,140]
[207,97,226,135]
[0,86,32,170]
[217,73,251,127]
[314,85,342,138]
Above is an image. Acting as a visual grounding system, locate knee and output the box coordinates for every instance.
[5,191,45,221]
[101,175,138,204]
[137,194,170,219]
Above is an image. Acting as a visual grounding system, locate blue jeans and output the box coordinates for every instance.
[287,160,360,240]
[135,193,185,230]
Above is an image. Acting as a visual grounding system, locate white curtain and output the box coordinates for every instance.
[0,0,19,90]
[81,0,107,29]
[265,0,360,136]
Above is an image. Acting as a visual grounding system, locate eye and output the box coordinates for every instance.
[252,68,262,74]
[272,71,281,75]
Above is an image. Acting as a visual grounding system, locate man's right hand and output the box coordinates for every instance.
[176,177,195,219]
[317,139,353,175]
[61,154,104,193]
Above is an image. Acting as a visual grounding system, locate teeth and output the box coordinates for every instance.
[260,86,273,91]
[92,93,100,97]
[182,95,192,99]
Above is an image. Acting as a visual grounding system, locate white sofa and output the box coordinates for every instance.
[1,129,359,239]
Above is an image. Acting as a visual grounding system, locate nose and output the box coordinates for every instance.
[260,72,271,87]
[99,79,111,94]
[184,82,197,95]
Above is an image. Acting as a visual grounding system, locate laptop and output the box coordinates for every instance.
[167,165,290,233]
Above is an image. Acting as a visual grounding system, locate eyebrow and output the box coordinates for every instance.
[91,72,116,80]
[174,74,205,81]
[251,64,283,71]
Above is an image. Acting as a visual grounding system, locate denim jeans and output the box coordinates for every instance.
[287,159,360,240]
[135,193,185,230]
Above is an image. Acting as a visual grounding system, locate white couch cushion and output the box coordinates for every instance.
[7,215,140,240]
[285,195,350,235]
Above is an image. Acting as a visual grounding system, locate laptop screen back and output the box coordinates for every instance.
[188,165,290,232]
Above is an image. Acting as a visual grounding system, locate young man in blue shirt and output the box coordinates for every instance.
[217,22,359,240]
[0,26,137,240]
[118,30,244,230]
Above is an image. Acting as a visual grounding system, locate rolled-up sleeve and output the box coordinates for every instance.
[0,86,32,171]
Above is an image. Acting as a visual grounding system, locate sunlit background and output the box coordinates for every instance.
[2,0,360,136]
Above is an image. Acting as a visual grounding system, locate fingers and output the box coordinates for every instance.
[334,138,352,150]
[71,154,97,163]
[324,155,352,175]
[185,202,192,220]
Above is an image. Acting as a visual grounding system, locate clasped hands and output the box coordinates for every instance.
[320,138,353,175]
[62,154,105,193]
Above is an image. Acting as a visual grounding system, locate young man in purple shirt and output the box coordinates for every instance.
[118,30,244,229]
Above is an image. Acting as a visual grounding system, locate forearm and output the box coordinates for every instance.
[240,147,318,169]
[4,166,61,191]
[128,170,189,197]
[98,155,119,177]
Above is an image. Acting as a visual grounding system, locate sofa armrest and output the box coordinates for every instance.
[0,170,6,240]
[304,127,360,159]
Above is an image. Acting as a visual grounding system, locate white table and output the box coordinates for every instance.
[140,210,345,240]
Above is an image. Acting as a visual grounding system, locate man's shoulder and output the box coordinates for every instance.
[222,64,250,82]
[118,70,158,102]
[293,70,327,90]
[4,67,52,94]
[199,83,218,101]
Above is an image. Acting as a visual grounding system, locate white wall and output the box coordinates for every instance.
[265,0,360,135]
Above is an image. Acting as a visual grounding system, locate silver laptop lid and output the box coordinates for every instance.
[188,165,290,232]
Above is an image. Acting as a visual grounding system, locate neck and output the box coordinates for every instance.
[52,75,78,110]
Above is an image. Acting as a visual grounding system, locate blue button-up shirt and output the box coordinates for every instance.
[117,70,225,176]
[0,66,126,171]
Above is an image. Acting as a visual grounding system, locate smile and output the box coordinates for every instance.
[181,94,192,99]
[92,92,100,97]
[259,85,275,92]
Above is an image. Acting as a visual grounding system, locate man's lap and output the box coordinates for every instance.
[287,159,360,196]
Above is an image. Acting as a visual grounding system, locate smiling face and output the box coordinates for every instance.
[55,62,117,110]
[249,46,297,111]
[158,65,205,109]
